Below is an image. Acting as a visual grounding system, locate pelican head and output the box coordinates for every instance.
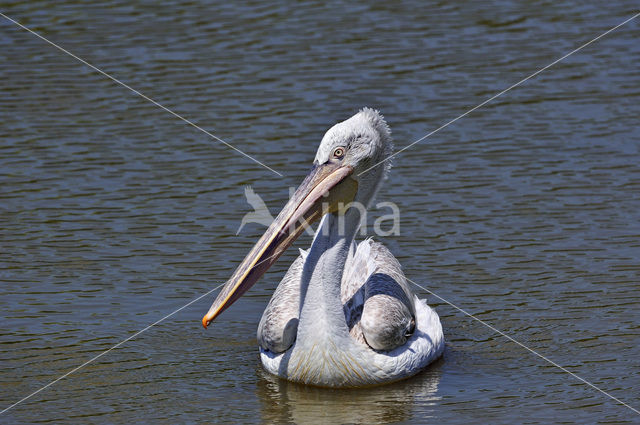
[313,107,393,207]
[202,108,393,327]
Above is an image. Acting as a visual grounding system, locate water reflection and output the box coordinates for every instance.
[257,359,443,424]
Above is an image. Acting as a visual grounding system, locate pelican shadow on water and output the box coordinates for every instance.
[202,108,444,387]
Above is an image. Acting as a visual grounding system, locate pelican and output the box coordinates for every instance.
[202,108,444,387]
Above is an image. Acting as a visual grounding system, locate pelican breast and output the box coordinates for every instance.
[258,239,444,387]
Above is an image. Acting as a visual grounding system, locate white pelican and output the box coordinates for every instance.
[202,108,444,387]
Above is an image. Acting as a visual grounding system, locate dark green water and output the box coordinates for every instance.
[1,1,639,423]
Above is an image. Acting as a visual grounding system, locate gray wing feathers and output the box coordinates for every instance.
[258,240,417,353]
[348,240,417,351]
[257,252,305,353]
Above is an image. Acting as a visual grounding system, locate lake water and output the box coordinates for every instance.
[1,1,639,423]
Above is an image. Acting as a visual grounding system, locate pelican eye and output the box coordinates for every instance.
[332,147,345,158]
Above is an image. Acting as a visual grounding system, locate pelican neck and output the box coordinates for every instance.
[296,209,361,344]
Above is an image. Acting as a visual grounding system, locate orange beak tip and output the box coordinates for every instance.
[202,316,210,329]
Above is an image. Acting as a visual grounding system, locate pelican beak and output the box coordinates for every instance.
[202,162,358,328]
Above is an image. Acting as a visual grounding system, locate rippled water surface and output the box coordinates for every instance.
[1,1,639,423]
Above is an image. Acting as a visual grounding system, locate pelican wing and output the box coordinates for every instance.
[257,250,306,353]
[343,239,416,351]
[258,239,417,353]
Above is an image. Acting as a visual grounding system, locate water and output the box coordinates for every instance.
[1,1,639,423]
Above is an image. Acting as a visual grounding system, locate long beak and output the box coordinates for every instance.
[202,162,358,328]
